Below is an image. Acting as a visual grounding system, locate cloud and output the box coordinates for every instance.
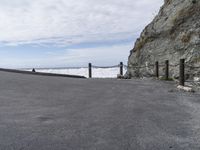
[0,0,164,45]
[0,43,133,68]
[0,0,164,68]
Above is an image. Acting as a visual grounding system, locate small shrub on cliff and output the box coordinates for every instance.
[173,3,199,25]
[135,37,154,57]
[192,0,196,4]
[181,33,191,43]
[170,4,199,39]
[135,40,145,51]
[164,0,173,5]
[171,9,185,27]
[135,38,146,57]
[192,56,200,63]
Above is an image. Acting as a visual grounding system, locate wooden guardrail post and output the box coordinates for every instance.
[179,59,185,86]
[32,68,36,72]
[165,60,169,80]
[155,61,159,78]
[120,62,123,76]
[88,63,92,78]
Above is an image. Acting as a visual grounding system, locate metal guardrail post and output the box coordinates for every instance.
[155,61,159,78]
[120,62,123,76]
[88,63,92,78]
[165,60,169,80]
[179,59,185,86]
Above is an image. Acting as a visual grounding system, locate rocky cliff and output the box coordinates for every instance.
[127,0,200,79]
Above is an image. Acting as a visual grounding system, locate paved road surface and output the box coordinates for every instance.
[0,71,200,150]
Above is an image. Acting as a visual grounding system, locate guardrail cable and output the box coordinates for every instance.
[92,65,120,69]
[185,64,200,69]
[126,65,154,69]
[169,64,179,67]
[92,63,199,69]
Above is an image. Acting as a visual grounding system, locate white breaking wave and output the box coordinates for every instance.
[27,67,127,78]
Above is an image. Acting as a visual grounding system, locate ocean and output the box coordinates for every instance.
[26,67,127,78]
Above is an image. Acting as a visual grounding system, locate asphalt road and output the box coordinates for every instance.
[0,71,200,150]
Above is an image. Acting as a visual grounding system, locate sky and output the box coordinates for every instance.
[0,0,164,68]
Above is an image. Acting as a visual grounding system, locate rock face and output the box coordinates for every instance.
[127,0,200,79]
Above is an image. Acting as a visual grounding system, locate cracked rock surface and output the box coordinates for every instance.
[127,0,200,79]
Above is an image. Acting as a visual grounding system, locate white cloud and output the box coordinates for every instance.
[0,0,164,45]
[0,43,133,68]
[0,0,164,68]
